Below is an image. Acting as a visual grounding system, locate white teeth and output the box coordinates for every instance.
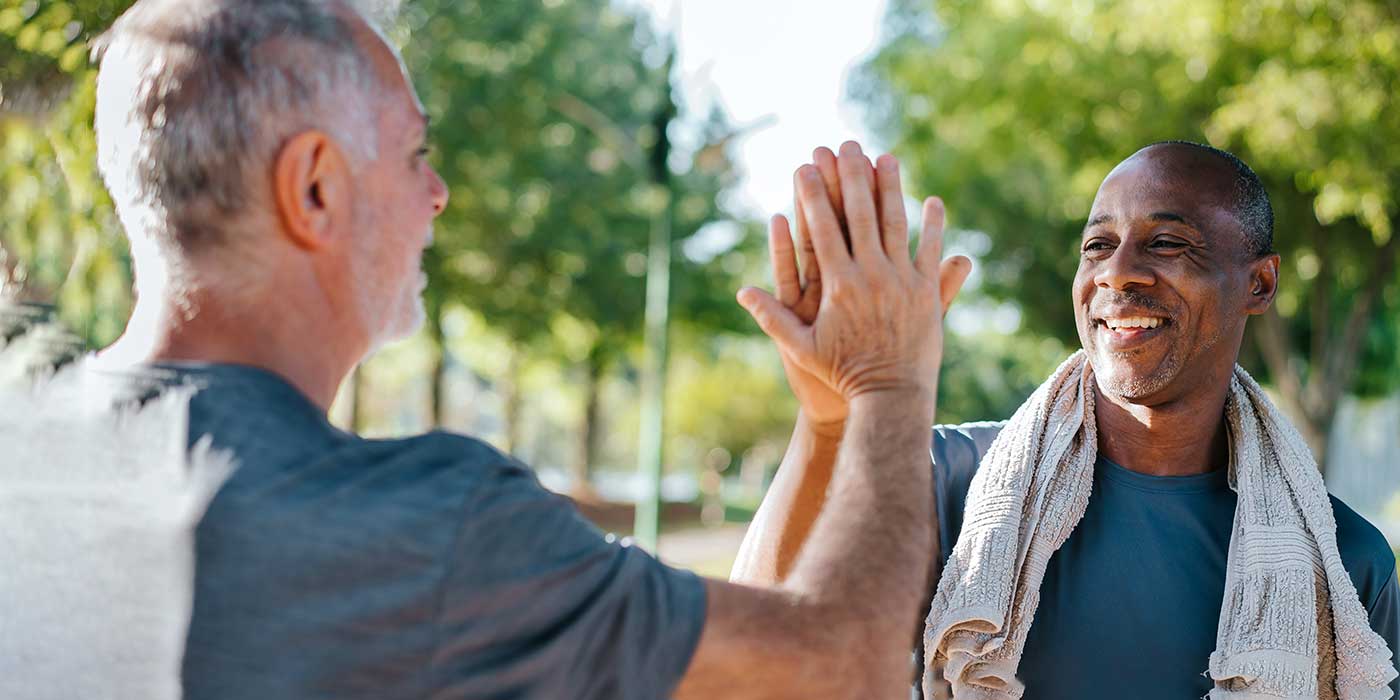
[1105,316,1163,330]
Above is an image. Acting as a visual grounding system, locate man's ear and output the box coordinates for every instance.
[1244,253,1281,315]
[272,130,350,251]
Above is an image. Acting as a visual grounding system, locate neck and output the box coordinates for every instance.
[99,278,365,413]
[1092,369,1233,477]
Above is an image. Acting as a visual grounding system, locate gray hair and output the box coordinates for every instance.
[93,0,395,254]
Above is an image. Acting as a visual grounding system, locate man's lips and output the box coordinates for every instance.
[1094,315,1171,350]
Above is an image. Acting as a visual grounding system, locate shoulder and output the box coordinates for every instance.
[931,421,1007,563]
[378,433,600,545]
[1329,494,1398,609]
[932,421,1007,481]
[356,430,521,476]
[344,431,544,505]
[211,430,535,527]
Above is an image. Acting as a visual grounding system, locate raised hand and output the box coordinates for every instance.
[739,142,972,413]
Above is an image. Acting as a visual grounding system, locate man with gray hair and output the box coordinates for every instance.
[62,0,972,697]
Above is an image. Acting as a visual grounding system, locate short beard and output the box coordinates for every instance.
[1091,348,1183,400]
[348,208,423,355]
[1090,325,1222,401]
[356,271,424,359]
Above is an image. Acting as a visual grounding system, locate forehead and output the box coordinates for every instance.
[1088,147,1237,231]
[340,2,425,135]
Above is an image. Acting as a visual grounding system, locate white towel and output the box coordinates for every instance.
[922,351,1397,699]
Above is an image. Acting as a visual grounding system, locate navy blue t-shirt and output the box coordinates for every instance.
[115,363,706,700]
[925,422,1400,699]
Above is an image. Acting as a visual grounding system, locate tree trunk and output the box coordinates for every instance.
[1253,229,1399,476]
[501,350,523,456]
[427,301,447,429]
[571,349,604,499]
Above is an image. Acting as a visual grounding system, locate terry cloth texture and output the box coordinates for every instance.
[922,351,1398,700]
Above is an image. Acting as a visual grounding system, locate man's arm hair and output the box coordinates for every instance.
[674,389,935,698]
[729,412,842,585]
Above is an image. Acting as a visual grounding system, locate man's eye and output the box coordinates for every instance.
[1082,241,1111,252]
[1151,239,1187,249]
[415,145,433,159]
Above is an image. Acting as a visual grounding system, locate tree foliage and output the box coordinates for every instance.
[1,0,135,346]
[856,0,1400,464]
[398,0,756,478]
[401,0,747,350]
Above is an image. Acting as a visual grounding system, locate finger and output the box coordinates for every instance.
[837,141,883,261]
[865,156,878,220]
[914,196,946,278]
[938,255,973,317]
[770,214,802,307]
[875,154,909,262]
[795,164,853,273]
[737,286,812,359]
[813,146,877,251]
[793,195,821,290]
[812,147,844,234]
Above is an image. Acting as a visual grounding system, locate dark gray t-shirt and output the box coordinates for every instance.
[122,363,705,699]
[924,422,1400,699]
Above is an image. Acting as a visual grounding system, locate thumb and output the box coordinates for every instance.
[939,255,973,317]
[737,287,811,358]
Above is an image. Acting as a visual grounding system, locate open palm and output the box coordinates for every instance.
[767,146,970,431]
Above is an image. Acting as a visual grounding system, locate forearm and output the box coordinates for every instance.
[681,393,939,699]
[784,389,937,685]
[730,412,843,585]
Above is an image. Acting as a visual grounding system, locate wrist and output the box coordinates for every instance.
[800,411,847,441]
[848,385,936,423]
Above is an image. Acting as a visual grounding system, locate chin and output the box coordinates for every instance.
[388,294,427,343]
[1089,349,1183,402]
[364,293,426,357]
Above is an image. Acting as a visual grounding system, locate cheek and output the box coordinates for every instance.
[1071,266,1094,319]
[1181,276,1237,328]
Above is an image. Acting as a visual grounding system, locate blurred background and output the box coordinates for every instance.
[2,0,1397,575]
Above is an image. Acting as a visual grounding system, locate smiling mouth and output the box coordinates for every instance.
[1094,316,1171,346]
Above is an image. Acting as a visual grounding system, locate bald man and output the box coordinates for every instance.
[738,141,1399,699]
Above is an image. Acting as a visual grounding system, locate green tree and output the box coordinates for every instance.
[1,0,136,347]
[856,0,1400,471]
[398,0,753,489]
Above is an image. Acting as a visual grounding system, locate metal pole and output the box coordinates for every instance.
[633,188,672,551]
[633,55,677,552]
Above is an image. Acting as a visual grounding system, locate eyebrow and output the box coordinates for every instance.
[1149,211,1191,226]
[1084,211,1200,231]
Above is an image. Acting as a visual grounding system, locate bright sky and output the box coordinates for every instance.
[618,0,1021,334]
[622,0,890,219]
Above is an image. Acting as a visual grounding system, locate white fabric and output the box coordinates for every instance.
[0,360,233,700]
[922,351,1397,699]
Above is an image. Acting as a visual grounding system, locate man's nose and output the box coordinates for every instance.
[1094,246,1154,290]
[429,167,449,216]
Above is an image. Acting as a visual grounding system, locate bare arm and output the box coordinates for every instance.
[731,147,966,590]
[729,412,842,585]
[677,389,936,698]
[672,142,970,699]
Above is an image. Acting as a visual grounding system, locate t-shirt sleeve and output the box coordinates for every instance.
[1365,561,1400,698]
[932,421,1006,566]
[433,461,706,700]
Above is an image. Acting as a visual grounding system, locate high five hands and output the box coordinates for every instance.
[737,141,973,428]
